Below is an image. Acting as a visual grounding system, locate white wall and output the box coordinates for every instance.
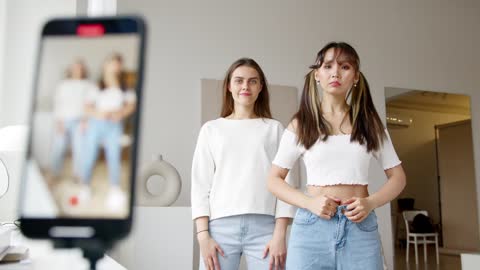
[0,0,6,125]
[0,0,76,220]
[114,1,480,269]
[37,36,139,109]
[0,0,77,127]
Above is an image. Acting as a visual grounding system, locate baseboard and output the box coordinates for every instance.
[440,247,478,255]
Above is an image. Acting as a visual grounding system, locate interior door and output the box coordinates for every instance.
[436,120,480,251]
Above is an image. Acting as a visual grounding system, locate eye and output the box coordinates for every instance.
[249,79,258,85]
[323,64,331,69]
[342,65,351,70]
[234,79,242,84]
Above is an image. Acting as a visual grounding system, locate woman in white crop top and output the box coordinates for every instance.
[268,42,406,269]
[191,58,296,270]
[79,53,136,211]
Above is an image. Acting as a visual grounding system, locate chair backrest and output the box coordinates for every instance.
[403,210,428,234]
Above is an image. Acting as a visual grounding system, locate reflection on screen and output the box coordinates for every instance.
[22,34,140,219]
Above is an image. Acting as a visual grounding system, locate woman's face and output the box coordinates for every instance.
[315,48,359,98]
[228,65,263,109]
[104,57,123,76]
[70,63,85,79]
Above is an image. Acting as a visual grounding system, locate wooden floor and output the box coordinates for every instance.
[394,245,461,270]
[45,158,131,219]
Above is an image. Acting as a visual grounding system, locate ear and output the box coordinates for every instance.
[314,69,320,82]
[354,72,360,84]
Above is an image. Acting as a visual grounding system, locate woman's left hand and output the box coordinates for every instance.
[344,197,375,223]
[263,233,286,270]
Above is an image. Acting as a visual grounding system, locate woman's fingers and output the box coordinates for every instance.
[280,254,286,269]
[348,212,365,223]
[207,256,214,270]
[216,245,225,257]
[320,213,332,220]
[269,254,275,270]
[202,256,209,269]
[263,244,270,259]
[343,197,356,206]
[211,253,221,270]
[345,208,360,217]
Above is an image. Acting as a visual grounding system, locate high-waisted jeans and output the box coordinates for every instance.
[199,214,275,270]
[51,119,83,177]
[81,119,122,186]
[286,205,383,270]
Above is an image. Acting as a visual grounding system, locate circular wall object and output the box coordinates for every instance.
[137,155,181,206]
[145,175,167,196]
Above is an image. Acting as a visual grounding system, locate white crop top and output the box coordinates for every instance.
[86,87,136,112]
[272,129,401,186]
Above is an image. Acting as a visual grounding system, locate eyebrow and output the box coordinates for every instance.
[232,76,260,80]
[323,59,353,66]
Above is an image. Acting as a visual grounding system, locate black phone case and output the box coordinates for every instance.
[18,16,147,243]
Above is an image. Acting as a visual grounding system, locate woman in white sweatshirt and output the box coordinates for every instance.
[51,59,95,179]
[191,58,296,270]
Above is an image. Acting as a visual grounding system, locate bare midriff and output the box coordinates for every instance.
[306,184,369,204]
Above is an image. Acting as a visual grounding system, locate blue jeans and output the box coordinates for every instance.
[82,119,122,186]
[199,214,275,270]
[51,119,83,177]
[286,206,383,270]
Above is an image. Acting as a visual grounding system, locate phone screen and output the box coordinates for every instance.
[20,18,144,223]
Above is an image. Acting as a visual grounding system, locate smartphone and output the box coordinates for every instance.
[18,16,146,242]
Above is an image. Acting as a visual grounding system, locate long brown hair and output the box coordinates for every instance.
[220,58,272,119]
[294,42,386,152]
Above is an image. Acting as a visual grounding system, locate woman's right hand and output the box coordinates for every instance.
[305,195,341,220]
[197,232,225,270]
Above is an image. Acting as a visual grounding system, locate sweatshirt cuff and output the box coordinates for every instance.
[192,206,210,220]
[274,199,296,219]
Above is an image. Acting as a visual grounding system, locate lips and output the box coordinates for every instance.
[240,92,252,96]
[329,81,341,87]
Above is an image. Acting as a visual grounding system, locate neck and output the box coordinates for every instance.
[228,105,257,119]
[104,76,120,88]
[321,93,348,114]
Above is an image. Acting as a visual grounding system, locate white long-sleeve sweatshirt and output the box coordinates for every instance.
[191,117,296,221]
